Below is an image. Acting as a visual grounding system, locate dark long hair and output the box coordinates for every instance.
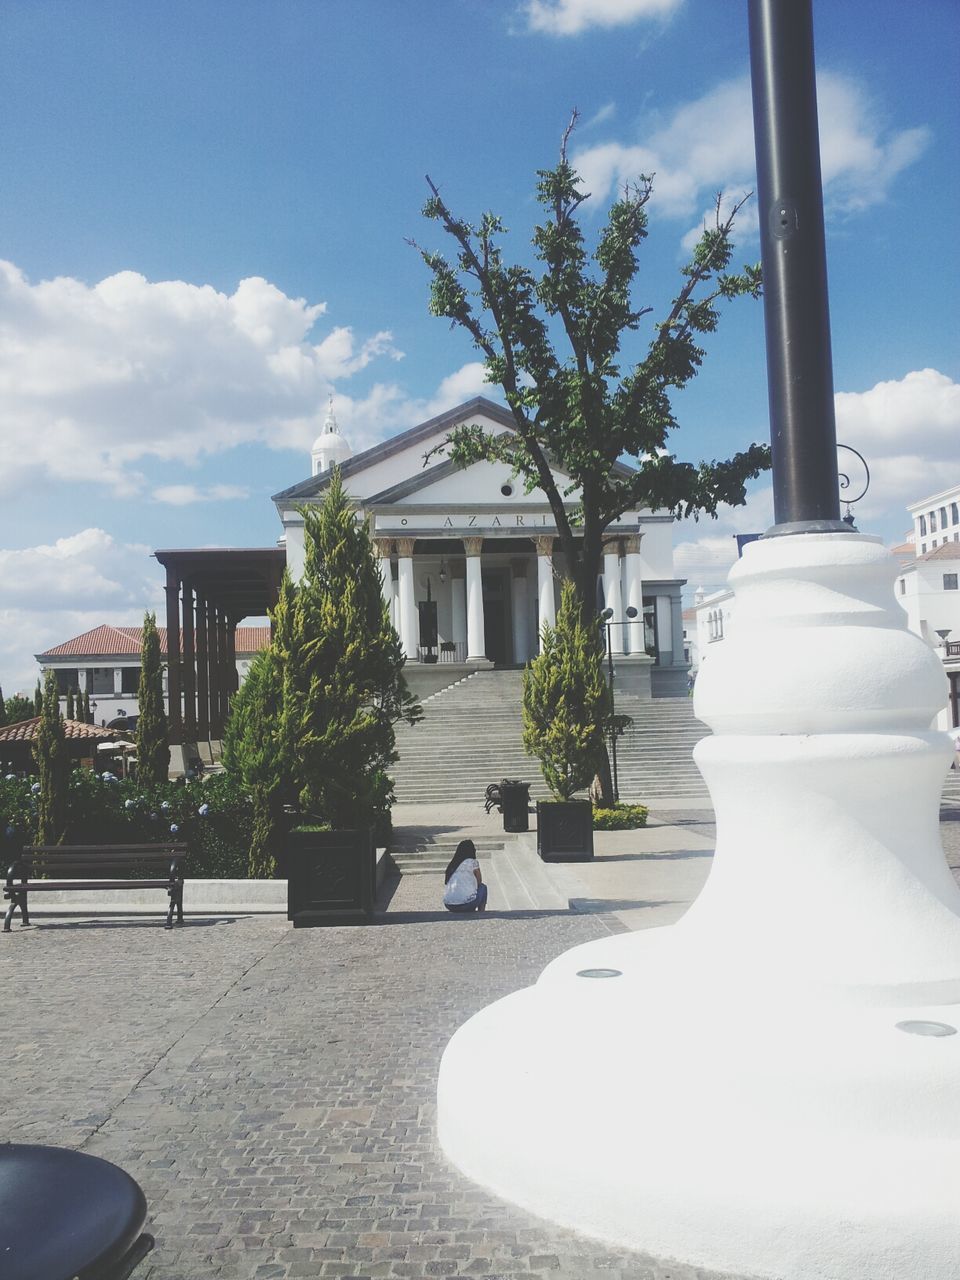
[444,838,477,883]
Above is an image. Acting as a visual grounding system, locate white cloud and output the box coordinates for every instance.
[573,72,929,244]
[152,483,250,506]
[834,369,960,528]
[0,262,403,499]
[522,0,682,36]
[0,530,162,691]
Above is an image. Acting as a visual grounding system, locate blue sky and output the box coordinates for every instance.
[1,0,958,692]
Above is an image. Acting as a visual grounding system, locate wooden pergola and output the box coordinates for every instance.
[153,548,285,755]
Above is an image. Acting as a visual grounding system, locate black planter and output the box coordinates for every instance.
[284,827,375,927]
[536,800,594,861]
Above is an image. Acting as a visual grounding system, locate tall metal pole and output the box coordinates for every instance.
[748,0,849,535]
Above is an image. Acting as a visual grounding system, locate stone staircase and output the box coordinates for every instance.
[388,835,506,876]
[390,668,712,808]
[615,693,711,807]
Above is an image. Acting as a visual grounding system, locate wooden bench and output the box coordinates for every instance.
[3,843,188,932]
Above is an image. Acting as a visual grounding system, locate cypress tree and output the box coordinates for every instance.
[34,680,43,716]
[0,684,5,728]
[283,467,422,830]
[82,689,91,724]
[522,579,612,801]
[35,671,68,844]
[223,573,298,876]
[66,688,75,721]
[136,612,170,785]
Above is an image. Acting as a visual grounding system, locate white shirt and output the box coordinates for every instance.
[443,857,480,906]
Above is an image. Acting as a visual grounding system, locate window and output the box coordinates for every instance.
[121,667,141,694]
[930,510,937,532]
[920,515,927,536]
[952,503,959,525]
[899,579,906,596]
[944,574,959,591]
[921,543,927,554]
[940,507,948,526]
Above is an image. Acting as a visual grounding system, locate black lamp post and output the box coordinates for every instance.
[601,605,639,803]
[748,0,851,536]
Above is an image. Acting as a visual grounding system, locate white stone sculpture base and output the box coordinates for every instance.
[437,533,960,1280]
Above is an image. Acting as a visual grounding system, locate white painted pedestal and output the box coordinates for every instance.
[437,533,960,1280]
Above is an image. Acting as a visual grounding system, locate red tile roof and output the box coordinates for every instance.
[37,624,271,660]
[0,718,122,744]
[919,542,960,563]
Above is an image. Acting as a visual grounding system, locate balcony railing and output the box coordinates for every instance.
[946,642,960,658]
[416,641,466,664]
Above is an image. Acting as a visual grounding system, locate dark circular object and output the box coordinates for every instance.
[500,482,513,496]
[576,967,623,979]
[895,1020,957,1038]
[0,1144,149,1280]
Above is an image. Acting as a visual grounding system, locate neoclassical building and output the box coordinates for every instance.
[273,396,688,697]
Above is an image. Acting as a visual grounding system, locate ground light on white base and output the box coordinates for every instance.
[437,533,960,1280]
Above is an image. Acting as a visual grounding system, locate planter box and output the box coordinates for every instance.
[284,828,375,927]
[536,800,594,862]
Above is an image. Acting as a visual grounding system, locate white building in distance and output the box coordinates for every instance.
[273,396,690,697]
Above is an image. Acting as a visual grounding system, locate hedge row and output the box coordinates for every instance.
[0,771,256,878]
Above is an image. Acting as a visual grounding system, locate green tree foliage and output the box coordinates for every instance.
[66,688,75,721]
[34,671,68,844]
[223,573,298,877]
[34,680,43,716]
[5,694,35,723]
[522,580,611,801]
[82,689,92,724]
[136,612,170,786]
[0,685,5,728]
[283,468,422,830]
[414,116,770,621]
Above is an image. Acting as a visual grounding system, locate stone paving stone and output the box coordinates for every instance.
[12,805,960,1279]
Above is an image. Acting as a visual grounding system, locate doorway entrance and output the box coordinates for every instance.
[482,568,512,665]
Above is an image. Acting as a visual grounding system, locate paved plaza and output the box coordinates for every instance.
[4,794,960,1280]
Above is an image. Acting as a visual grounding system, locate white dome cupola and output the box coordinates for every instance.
[310,396,353,476]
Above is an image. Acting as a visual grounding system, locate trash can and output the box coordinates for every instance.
[498,779,531,833]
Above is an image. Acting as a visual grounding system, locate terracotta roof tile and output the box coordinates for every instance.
[919,542,960,563]
[37,624,271,660]
[0,718,122,744]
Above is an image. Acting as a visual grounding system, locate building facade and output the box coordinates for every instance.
[36,623,270,725]
[273,396,689,696]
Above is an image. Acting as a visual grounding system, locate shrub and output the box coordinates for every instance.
[592,803,649,830]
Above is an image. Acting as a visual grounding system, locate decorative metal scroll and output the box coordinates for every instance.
[836,444,870,527]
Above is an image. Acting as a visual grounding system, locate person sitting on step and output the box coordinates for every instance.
[442,839,487,913]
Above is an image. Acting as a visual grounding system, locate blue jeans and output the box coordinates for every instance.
[445,882,488,913]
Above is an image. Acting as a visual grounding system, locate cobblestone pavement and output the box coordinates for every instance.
[6,802,959,1280]
[3,895,748,1280]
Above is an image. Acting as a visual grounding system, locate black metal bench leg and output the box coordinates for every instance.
[20,891,29,926]
[165,892,175,929]
[176,887,184,925]
[3,898,15,932]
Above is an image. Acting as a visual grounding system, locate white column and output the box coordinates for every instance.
[451,565,467,660]
[510,560,531,665]
[534,536,556,650]
[623,534,645,655]
[463,537,487,663]
[396,537,418,661]
[603,538,624,655]
[374,539,395,628]
[113,667,123,695]
[77,668,88,693]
